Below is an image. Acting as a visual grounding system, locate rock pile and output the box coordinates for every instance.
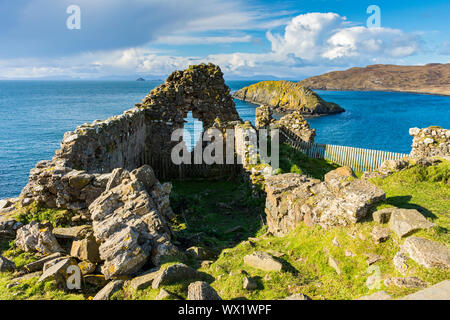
[265,167,386,235]
[90,165,177,279]
[410,127,449,158]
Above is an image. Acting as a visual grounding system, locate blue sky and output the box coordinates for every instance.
[0,0,448,79]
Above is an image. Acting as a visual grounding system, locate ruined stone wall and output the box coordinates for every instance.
[54,107,148,173]
[20,64,245,209]
[410,127,450,158]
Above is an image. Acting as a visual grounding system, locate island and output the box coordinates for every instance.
[299,63,450,96]
[136,77,146,81]
[232,80,344,117]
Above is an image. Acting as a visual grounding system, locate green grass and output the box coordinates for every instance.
[169,178,266,252]
[1,158,448,301]
[14,202,74,227]
[279,143,339,179]
[0,273,84,300]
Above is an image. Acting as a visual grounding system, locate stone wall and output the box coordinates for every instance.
[20,63,244,210]
[54,108,147,173]
[52,63,241,176]
[410,127,450,158]
[277,111,316,143]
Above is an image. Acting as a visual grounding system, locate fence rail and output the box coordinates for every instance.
[281,130,409,173]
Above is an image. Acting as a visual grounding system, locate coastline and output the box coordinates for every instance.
[303,87,450,97]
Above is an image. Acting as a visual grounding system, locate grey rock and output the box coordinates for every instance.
[389,209,435,237]
[328,256,341,274]
[0,255,16,272]
[129,269,160,290]
[15,221,64,254]
[243,251,282,272]
[371,226,390,244]
[186,246,216,260]
[24,252,63,272]
[393,251,409,274]
[356,291,392,300]
[53,225,92,240]
[156,288,177,300]
[89,166,177,279]
[93,280,124,300]
[70,236,100,263]
[384,277,428,289]
[283,293,312,300]
[401,236,450,268]
[0,199,12,209]
[78,261,97,275]
[372,208,394,224]
[152,263,200,289]
[366,253,383,265]
[187,281,221,300]
[400,280,450,300]
[243,277,258,290]
[38,257,77,283]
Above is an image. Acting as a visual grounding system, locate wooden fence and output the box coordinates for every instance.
[148,154,242,181]
[281,130,409,173]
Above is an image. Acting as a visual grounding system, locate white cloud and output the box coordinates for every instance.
[267,13,421,64]
[154,35,253,45]
[0,12,424,79]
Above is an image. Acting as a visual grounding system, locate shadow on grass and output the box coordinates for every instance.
[386,195,437,220]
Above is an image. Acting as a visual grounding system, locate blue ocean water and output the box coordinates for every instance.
[0,80,449,199]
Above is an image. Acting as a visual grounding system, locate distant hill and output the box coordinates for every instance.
[299,63,450,96]
[232,80,344,116]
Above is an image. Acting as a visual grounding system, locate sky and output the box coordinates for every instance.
[0,0,449,80]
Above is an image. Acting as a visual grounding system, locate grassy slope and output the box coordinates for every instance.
[1,155,448,300]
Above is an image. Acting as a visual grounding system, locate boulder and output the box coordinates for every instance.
[265,172,385,235]
[0,255,16,272]
[401,237,450,268]
[15,221,64,254]
[24,252,63,272]
[389,209,435,237]
[78,261,97,275]
[186,247,216,260]
[70,236,100,263]
[243,277,258,290]
[384,277,427,289]
[129,269,160,290]
[156,289,177,300]
[84,274,108,288]
[393,252,409,275]
[366,253,383,265]
[356,291,392,300]
[283,293,311,300]
[89,166,176,279]
[52,225,92,240]
[152,263,200,289]
[371,226,390,244]
[372,208,394,224]
[400,280,450,300]
[328,256,341,274]
[0,199,12,209]
[38,257,77,285]
[93,280,124,300]
[243,251,283,272]
[187,281,221,300]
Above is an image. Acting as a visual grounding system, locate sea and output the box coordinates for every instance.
[0,80,449,199]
